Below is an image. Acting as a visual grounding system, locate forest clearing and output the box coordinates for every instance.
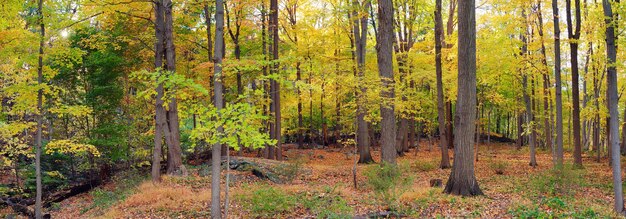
[2,0,626,216]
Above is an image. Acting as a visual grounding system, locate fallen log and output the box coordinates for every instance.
[0,197,50,219]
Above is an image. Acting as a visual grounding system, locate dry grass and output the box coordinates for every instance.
[33,142,626,218]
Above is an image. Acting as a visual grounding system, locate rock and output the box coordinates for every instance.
[429,179,443,187]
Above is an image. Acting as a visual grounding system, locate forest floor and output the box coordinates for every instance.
[3,142,625,218]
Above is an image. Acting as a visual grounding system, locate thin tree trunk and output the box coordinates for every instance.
[210,0,225,215]
[566,0,583,167]
[552,0,564,166]
[270,0,281,160]
[152,0,166,183]
[537,0,553,153]
[35,0,45,216]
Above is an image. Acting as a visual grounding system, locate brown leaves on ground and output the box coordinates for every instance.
[36,142,626,218]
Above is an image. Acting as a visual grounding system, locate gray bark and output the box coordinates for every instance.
[36,0,45,217]
[376,0,397,164]
[352,0,374,163]
[435,0,451,168]
[444,0,482,196]
[211,0,225,216]
[603,0,625,213]
[552,0,564,166]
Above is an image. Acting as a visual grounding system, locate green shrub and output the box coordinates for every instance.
[244,187,296,217]
[413,160,436,172]
[530,165,584,197]
[302,186,352,218]
[274,157,306,183]
[363,162,413,210]
[488,160,508,175]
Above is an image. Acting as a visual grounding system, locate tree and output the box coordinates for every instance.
[602,0,624,213]
[377,0,397,164]
[552,0,564,166]
[152,0,187,181]
[268,0,281,160]
[35,0,45,216]
[352,0,375,164]
[565,0,582,167]
[211,0,226,216]
[435,0,451,169]
[520,8,537,167]
[444,0,482,196]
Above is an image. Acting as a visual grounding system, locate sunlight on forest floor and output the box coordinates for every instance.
[44,142,624,218]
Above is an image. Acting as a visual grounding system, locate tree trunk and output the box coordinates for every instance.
[552,0,564,166]
[520,11,537,167]
[36,0,45,216]
[446,101,454,149]
[270,0,281,160]
[434,61,450,158]
[352,0,374,163]
[566,0,583,167]
[516,113,524,150]
[602,0,624,212]
[376,0,396,164]
[444,0,482,196]
[537,0,553,154]
[621,107,626,154]
[152,0,166,183]
[211,0,225,216]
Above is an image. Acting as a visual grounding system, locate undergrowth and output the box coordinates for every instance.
[236,184,352,218]
[81,169,146,215]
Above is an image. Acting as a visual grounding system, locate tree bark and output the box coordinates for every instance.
[536,0,553,154]
[211,0,225,216]
[552,0,564,166]
[521,9,537,167]
[444,0,482,196]
[565,0,583,167]
[152,0,166,183]
[602,0,625,213]
[376,0,397,164]
[352,0,374,163]
[270,0,281,160]
[36,0,45,216]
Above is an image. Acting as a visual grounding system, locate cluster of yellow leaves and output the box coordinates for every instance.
[45,139,101,157]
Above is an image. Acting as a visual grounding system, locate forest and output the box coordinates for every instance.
[1,0,626,217]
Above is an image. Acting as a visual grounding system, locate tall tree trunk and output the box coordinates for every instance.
[521,9,537,167]
[157,0,186,175]
[516,113,524,149]
[444,0,456,151]
[566,0,582,167]
[435,0,450,164]
[536,0,553,153]
[260,0,269,158]
[270,0,281,160]
[353,0,374,163]
[444,0,482,196]
[36,0,45,216]
[211,0,225,216]
[621,107,626,154]
[377,0,397,164]
[152,0,166,183]
[602,0,624,212]
[552,0,564,166]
